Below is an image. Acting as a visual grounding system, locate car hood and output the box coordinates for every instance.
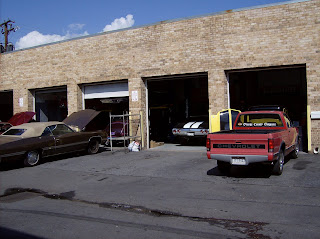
[63,109,109,132]
[8,112,35,126]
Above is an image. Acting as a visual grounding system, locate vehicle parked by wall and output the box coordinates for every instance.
[210,109,241,132]
[206,109,299,175]
[0,109,108,167]
[172,109,241,145]
[172,117,209,145]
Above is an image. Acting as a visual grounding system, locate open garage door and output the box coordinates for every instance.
[227,64,308,152]
[146,73,209,145]
[83,80,129,114]
[0,91,13,121]
[35,87,67,122]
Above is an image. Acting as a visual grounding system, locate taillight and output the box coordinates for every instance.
[206,138,211,151]
[268,139,274,152]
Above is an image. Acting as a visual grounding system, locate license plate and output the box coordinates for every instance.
[232,157,246,165]
[187,132,195,136]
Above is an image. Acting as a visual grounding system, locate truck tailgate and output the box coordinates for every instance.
[208,133,269,156]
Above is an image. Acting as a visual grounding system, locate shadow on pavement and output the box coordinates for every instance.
[0,147,110,172]
[0,226,44,239]
[207,164,273,178]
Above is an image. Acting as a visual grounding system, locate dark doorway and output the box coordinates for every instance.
[0,91,13,121]
[35,87,68,122]
[228,65,308,152]
[147,73,209,143]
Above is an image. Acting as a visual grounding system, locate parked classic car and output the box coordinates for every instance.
[172,109,241,145]
[0,109,108,167]
[0,111,35,134]
[172,117,209,144]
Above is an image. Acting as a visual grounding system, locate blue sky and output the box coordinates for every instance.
[0,0,291,50]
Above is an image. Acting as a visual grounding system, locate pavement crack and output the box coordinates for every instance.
[0,187,271,239]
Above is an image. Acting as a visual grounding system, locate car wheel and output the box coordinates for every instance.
[88,139,100,154]
[217,160,231,174]
[272,150,284,175]
[24,151,40,166]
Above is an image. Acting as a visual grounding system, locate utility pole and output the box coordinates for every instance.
[1,19,18,52]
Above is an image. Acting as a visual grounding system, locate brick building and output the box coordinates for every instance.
[0,0,319,151]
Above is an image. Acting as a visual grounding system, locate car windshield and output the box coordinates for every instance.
[236,113,284,127]
[50,124,74,136]
[2,128,26,136]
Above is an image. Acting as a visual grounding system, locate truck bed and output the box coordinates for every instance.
[210,129,283,135]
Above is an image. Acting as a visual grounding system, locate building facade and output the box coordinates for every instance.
[0,0,319,151]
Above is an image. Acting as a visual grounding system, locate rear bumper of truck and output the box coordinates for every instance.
[208,154,269,166]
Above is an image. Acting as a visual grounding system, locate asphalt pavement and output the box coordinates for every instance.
[0,144,320,239]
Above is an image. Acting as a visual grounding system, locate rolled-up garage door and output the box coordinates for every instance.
[84,82,129,99]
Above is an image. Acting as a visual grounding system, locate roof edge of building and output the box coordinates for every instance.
[3,0,312,54]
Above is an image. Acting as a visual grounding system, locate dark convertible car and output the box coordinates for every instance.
[0,110,108,167]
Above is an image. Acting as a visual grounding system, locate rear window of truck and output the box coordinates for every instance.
[236,113,283,127]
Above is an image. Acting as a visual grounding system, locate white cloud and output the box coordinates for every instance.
[103,14,134,32]
[68,23,85,31]
[16,31,66,49]
[15,24,89,50]
[15,14,135,50]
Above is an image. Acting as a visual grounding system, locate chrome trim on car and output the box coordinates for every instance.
[54,141,88,149]
[1,151,26,158]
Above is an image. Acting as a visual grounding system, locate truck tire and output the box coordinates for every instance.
[217,160,231,173]
[272,150,284,175]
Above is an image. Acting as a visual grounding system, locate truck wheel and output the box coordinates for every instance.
[88,139,100,154]
[24,151,40,167]
[217,161,231,174]
[272,150,284,175]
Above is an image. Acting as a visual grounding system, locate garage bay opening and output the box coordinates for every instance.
[0,90,13,121]
[83,80,129,115]
[227,64,308,152]
[82,81,130,147]
[146,72,209,146]
[35,87,68,122]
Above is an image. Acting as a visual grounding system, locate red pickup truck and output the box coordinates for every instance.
[206,110,299,175]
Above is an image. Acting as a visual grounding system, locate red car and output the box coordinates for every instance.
[0,112,35,134]
[109,121,129,138]
[206,109,299,175]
